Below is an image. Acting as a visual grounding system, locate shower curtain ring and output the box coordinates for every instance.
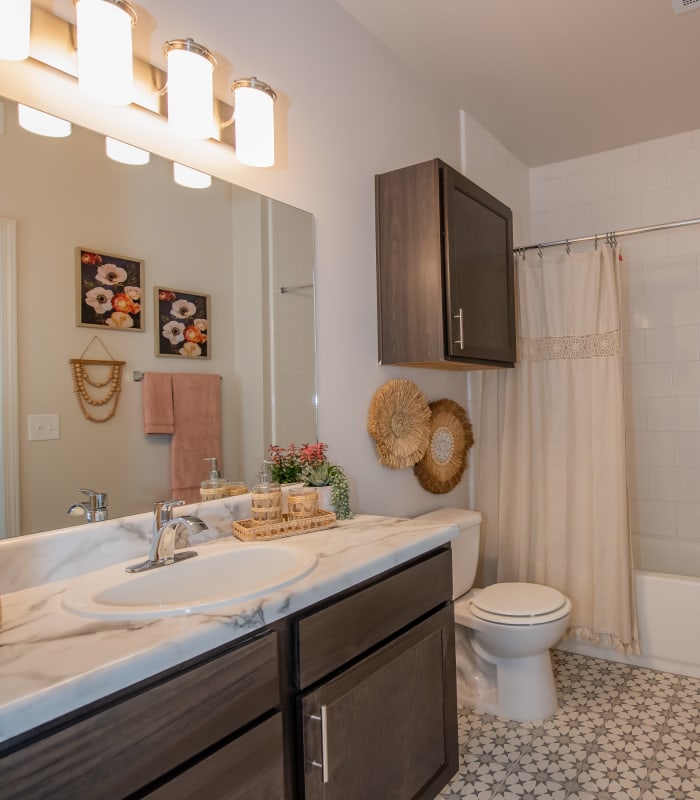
[537,245,543,259]
[565,240,571,255]
[594,234,598,250]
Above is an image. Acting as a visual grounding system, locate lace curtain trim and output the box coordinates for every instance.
[518,329,621,362]
[562,625,640,657]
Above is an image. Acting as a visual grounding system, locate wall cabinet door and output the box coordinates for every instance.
[301,605,457,800]
[442,165,515,364]
[376,158,515,369]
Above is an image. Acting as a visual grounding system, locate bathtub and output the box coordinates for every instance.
[556,535,700,679]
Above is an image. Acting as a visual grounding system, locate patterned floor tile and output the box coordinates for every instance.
[436,650,700,800]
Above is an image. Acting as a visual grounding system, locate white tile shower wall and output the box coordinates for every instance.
[530,130,700,565]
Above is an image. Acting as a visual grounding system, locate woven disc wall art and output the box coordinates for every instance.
[414,399,474,494]
[367,379,431,469]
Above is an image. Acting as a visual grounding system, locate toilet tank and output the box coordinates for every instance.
[415,508,482,600]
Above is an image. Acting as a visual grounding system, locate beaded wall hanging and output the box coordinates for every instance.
[69,337,126,423]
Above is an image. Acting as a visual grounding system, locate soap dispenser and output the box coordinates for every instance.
[200,457,228,501]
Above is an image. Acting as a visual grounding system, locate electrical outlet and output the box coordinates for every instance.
[28,414,60,441]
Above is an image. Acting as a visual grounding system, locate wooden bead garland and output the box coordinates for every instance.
[69,337,125,423]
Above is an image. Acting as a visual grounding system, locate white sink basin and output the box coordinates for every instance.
[62,541,318,620]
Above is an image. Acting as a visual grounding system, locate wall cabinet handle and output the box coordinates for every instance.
[307,705,329,784]
[453,308,464,350]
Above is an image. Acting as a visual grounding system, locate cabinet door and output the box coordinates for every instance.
[301,605,457,800]
[443,165,515,366]
[375,159,446,366]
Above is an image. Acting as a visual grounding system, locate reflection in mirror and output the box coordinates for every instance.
[0,98,316,536]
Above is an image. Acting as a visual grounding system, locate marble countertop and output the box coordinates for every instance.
[0,514,456,745]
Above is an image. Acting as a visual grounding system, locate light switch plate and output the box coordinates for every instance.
[28,414,60,441]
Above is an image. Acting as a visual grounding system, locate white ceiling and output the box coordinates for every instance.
[336,0,700,167]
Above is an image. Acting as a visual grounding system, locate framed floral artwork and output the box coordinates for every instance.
[76,247,144,331]
[155,286,210,359]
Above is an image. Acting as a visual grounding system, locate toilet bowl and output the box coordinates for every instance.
[416,508,572,722]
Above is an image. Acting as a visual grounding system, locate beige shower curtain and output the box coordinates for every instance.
[474,245,639,655]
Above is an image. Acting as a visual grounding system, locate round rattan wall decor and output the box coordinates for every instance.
[414,399,474,494]
[367,379,431,469]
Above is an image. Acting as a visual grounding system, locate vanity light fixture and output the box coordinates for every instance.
[163,39,216,140]
[0,0,31,61]
[105,137,150,165]
[172,162,212,189]
[5,6,280,169]
[74,0,137,106]
[17,105,72,138]
[231,77,277,167]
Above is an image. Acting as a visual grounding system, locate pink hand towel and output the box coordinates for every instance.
[142,372,175,434]
[170,373,223,505]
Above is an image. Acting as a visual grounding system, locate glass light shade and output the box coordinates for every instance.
[0,0,31,61]
[232,79,276,167]
[164,41,216,140]
[105,137,150,165]
[18,105,71,138]
[76,0,136,106]
[173,162,212,189]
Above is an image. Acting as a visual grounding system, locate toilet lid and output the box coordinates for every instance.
[471,582,567,621]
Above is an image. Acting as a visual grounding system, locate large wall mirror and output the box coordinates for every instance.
[0,97,317,537]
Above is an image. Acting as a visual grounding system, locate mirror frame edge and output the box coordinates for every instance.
[0,217,19,538]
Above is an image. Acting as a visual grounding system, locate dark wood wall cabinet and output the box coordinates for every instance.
[0,546,457,800]
[376,158,516,369]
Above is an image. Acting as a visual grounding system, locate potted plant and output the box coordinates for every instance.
[267,443,305,485]
[267,442,352,520]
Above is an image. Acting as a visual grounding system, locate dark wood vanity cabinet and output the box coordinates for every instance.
[0,546,457,800]
[375,158,516,369]
[297,547,457,800]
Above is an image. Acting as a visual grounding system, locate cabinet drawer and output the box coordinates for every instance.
[0,631,279,800]
[143,713,285,800]
[298,548,451,689]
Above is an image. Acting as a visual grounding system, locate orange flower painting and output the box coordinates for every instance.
[76,247,144,331]
[155,286,210,359]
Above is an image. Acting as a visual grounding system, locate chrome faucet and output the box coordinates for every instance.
[126,500,208,573]
[67,488,108,522]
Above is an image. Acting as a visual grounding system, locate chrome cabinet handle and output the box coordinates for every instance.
[307,705,329,784]
[453,308,464,350]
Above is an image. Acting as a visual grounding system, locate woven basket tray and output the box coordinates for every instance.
[232,509,337,542]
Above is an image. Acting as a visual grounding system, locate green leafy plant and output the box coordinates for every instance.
[267,443,304,484]
[324,464,352,521]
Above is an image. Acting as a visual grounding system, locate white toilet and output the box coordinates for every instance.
[417,508,572,722]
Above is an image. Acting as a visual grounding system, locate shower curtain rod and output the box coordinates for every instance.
[515,216,700,253]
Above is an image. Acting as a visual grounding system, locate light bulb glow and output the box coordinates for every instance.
[233,80,276,167]
[76,0,136,106]
[165,42,215,140]
[0,0,31,61]
[18,105,72,138]
[173,162,212,189]
[105,137,150,165]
